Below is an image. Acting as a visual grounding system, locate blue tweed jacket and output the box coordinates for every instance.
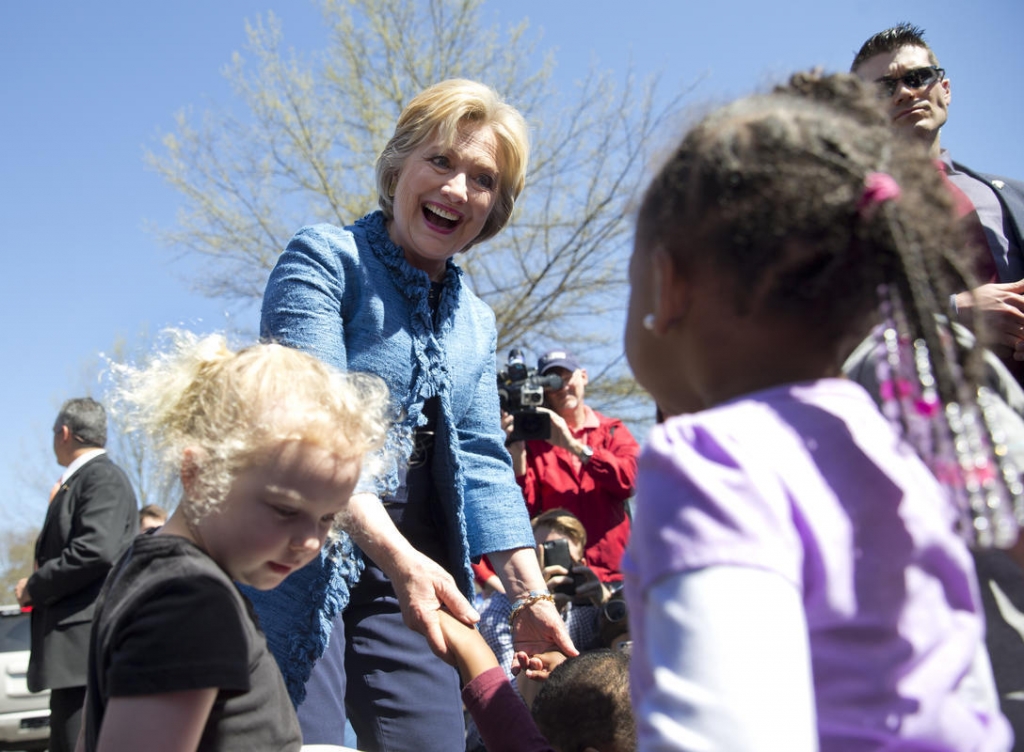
[244,211,534,702]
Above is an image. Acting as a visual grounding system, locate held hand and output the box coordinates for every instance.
[510,595,578,658]
[344,492,478,659]
[955,280,1024,349]
[510,649,567,681]
[14,578,30,607]
[512,649,568,709]
[435,609,498,683]
[389,548,480,661]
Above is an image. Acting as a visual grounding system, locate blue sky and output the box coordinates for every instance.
[2,0,1022,533]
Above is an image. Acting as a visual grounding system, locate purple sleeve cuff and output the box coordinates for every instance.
[462,667,555,752]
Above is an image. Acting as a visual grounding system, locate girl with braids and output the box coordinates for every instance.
[78,331,389,752]
[622,72,1017,751]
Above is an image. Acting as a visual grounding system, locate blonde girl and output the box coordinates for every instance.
[77,332,388,752]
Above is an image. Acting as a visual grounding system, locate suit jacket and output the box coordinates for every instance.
[952,161,1024,274]
[26,453,138,691]
[952,162,1024,385]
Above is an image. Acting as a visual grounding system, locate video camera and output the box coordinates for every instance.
[497,349,563,442]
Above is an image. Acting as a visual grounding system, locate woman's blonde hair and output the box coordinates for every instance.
[376,78,529,248]
[111,331,390,523]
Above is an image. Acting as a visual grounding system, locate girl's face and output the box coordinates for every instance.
[196,440,361,590]
[387,124,501,281]
[624,228,705,417]
[625,239,657,395]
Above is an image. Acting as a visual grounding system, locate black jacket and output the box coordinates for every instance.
[27,453,138,691]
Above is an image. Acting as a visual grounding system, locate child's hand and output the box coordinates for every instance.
[435,609,499,684]
[511,649,567,681]
[512,649,568,708]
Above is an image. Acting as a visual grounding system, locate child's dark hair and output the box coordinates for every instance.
[637,71,965,346]
[531,649,635,752]
[637,71,1021,546]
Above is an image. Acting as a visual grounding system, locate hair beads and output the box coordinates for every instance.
[874,283,1022,547]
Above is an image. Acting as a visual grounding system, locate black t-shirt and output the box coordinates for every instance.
[83,531,301,751]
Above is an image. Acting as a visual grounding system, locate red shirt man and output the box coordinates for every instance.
[505,350,639,583]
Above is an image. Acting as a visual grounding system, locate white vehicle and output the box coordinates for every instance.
[0,605,48,751]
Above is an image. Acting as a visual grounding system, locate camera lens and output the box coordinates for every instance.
[603,598,627,623]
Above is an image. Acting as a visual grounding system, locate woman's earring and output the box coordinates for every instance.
[388,179,397,197]
[642,314,656,331]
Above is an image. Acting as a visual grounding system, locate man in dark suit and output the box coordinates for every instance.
[15,398,138,752]
[851,24,1024,370]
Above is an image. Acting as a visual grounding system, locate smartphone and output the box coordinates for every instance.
[541,538,579,596]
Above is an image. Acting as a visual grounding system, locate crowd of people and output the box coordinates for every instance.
[12,21,1024,752]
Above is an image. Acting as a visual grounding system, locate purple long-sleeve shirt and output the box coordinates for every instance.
[624,378,1011,751]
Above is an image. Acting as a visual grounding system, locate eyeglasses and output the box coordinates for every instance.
[874,66,945,97]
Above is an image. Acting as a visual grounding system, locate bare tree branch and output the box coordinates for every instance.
[146,0,693,423]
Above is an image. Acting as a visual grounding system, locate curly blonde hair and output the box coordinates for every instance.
[110,331,390,523]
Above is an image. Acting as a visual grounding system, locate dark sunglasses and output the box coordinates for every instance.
[874,66,945,97]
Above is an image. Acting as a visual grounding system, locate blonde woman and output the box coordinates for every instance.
[253,79,575,749]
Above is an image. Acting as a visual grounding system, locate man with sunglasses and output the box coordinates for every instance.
[852,24,1024,377]
[855,29,1024,747]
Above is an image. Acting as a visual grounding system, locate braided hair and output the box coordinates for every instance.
[637,71,1021,547]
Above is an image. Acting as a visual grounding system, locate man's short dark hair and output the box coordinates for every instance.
[851,23,939,72]
[531,649,635,752]
[56,397,107,448]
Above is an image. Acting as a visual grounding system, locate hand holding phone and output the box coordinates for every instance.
[541,538,583,596]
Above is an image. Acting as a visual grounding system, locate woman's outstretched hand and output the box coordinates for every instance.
[389,547,480,660]
[510,595,578,658]
[344,492,478,660]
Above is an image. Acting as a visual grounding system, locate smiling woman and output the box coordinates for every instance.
[247,78,576,751]
[386,126,501,279]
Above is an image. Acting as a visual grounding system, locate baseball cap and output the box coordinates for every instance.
[537,349,581,375]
